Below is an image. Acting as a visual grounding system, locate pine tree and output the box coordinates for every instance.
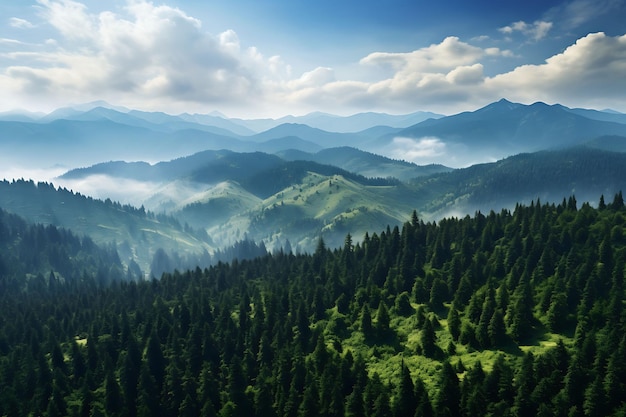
[360,303,373,339]
[414,376,433,417]
[420,318,438,358]
[508,276,534,343]
[512,352,536,417]
[488,309,506,347]
[375,301,390,338]
[434,361,460,417]
[460,361,486,417]
[447,307,461,341]
[104,371,123,417]
[393,363,416,417]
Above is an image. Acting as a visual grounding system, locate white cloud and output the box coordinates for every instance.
[446,64,484,85]
[2,0,293,113]
[361,37,487,73]
[487,32,626,109]
[55,175,159,207]
[9,17,35,29]
[390,137,447,160]
[499,20,553,41]
[313,31,626,115]
[0,38,25,45]
[36,0,94,40]
[1,1,626,116]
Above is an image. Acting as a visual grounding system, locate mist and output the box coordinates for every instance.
[379,136,501,168]
[53,174,162,208]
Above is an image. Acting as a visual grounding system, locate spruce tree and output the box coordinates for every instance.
[434,361,460,417]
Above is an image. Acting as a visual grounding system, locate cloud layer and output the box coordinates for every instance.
[1,0,625,116]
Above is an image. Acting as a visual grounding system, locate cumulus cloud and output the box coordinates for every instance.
[487,32,626,109]
[3,0,293,113]
[1,0,626,116]
[36,0,95,40]
[289,30,623,118]
[499,20,553,41]
[277,37,510,113]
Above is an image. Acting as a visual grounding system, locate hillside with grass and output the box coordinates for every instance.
[1,195,625,416]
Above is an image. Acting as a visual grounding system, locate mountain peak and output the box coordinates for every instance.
[472,98,522,115]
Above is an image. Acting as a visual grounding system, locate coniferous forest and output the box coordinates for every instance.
[2,195,626,417]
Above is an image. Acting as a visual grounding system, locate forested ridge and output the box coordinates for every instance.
[2,195,626,416]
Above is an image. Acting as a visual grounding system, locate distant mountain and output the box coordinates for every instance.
[233,110,443,133]
[0,118,324,171]
[250,123,369,147]
[369,99,626,166]
[256,136,323,154]
[0,109,44,122]
[177,112,257,136]
[6,99,626,176]
[277,146,451,181]
[0,118,242,168]
[561,106,626,124]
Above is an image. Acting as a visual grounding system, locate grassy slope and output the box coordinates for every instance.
[210,172,425,251]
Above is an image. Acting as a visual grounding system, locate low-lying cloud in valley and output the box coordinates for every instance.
[388,136,447,162]
[54,175,160,208]
[385,136,496,168]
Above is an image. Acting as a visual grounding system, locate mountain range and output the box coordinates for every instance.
[2,98,626,269]
[2,98,626,172]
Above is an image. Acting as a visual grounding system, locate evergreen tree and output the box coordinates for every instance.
[360,303,373,339]
[375,301,390,338]
[434,361,460,417]
[393,363,416,417]
[420,317,438,358]
[446,307,461,341]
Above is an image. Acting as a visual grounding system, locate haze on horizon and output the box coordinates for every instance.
[0,0,625,119]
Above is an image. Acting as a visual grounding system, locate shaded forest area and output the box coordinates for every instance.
[1,194,626,416]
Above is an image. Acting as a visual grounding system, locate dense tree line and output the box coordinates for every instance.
[1,194,626,416]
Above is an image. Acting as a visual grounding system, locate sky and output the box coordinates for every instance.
[1,0,626,118]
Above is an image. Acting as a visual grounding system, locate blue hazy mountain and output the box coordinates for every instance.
[3,98,626,176]
[276,146,451,181]
[367,99,626,166]
[229,110,443,133]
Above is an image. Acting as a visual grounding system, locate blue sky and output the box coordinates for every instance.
[1,0,625,117]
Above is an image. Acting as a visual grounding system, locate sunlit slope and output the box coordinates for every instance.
[209,172,425,251]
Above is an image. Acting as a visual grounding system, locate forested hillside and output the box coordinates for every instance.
[1,195,626,416]
[0,207,130,286]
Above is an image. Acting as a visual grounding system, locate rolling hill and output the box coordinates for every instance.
[56,145,626,254]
